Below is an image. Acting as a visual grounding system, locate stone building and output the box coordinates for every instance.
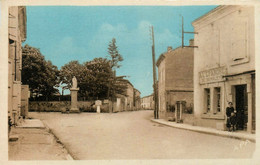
[8,6,27,125]
[124,80,134,111]
[109,80,141,112]
[156,41,194,119]
[192,5,255,133]
[133,88,141,110]
[141,94,154,110]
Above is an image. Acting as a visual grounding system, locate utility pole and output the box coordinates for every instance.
[182,16,184,48]
[150,26,159,119]
[181,15,198,48]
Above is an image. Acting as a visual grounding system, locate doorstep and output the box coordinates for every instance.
[16,119,45,129]
[151,118,255,142]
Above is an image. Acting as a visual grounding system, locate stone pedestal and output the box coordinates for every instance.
[95,100,102,113]
[70,88,80,113]
[97,105,101,113]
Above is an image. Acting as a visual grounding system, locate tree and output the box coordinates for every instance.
[82,58,112,99]
[22,44,59,100]
[107,38,123,70]
[59,60,84,94]
[59,58,120,100]
[107,38,126,99]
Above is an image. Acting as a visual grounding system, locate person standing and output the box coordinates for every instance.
[226,102,236,131]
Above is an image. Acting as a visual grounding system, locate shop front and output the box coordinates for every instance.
[196,67,255,133]
[224,70,255,133]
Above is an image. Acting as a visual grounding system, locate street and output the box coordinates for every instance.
[28,110,255,159]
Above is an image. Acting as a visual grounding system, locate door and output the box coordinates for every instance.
[235,85,248,130]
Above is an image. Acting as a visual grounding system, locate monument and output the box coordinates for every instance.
[70,76,80,113]
[95,100,102,113]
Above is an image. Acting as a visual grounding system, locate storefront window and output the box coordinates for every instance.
[205,88,210,112]
[215,87,221,113]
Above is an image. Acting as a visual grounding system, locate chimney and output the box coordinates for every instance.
[167,46,172,52]
[189,39,194,46]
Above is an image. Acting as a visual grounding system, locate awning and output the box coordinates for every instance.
[222,70,255,78]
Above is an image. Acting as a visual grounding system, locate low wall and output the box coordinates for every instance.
[29,101,70,112]
[29,101,110,113]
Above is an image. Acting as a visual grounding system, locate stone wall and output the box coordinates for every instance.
[29,101,71,112]
[29,101,110,113]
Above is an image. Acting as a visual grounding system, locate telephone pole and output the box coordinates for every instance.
[150,26,159,119]
[181,15,198,48]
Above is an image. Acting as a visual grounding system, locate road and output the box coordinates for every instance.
[29,110,255,159]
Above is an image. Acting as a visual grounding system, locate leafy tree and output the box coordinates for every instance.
[59,60,84,94]
[82,58,112,99]
[59,58,127,100]
[107,38,123,70]
[22,44,59,100]
[109,76,128,99]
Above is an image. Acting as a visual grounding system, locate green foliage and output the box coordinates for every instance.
[60,57,127,100]
[22,44,59,99]
[82,58,112,99]
[109,76,128,98]
[59,61,84,90]
[108,38,123,69]
[106,38,126,99]
[23,38,127,101]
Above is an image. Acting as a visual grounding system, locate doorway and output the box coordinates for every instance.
[235,85,248,130]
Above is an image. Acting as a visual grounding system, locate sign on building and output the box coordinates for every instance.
[199,66,227,84]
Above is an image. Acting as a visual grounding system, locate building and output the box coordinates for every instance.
[110,80,141,112]
[8,6,27,125]
[156,41,194,120]
[133,88,141,110]
[123,80,134,111]
[141,94,154,110]
[192,5,255,133]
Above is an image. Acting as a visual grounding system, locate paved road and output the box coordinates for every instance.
[29,110,255,159]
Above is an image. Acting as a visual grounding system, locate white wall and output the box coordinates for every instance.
[193,6,255,117]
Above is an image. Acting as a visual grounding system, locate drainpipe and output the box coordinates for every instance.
[14,41,17,81]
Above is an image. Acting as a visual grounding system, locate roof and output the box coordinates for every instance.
[134,88,141,94]
[141,94,153,99]
[192,6,230,27]
[156,54,165,67]
[124,79,134,88]
[156,46,182,67]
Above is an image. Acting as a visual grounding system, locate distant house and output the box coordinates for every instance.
[8,6,27,125]
[134,88,141,110]
[192,5,255,132]
[141,94,154,110]
[110,79,141,112]
[124,80,134,111]
[156,40,194,119]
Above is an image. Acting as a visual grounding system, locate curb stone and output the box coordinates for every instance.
[151,118,255,143]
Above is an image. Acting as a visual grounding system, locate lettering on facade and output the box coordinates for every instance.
[199,67,227,84]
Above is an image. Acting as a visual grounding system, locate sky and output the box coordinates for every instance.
[23,6,217,97]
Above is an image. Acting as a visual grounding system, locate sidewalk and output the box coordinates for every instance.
[151,118,255,142]
[8,119,73,160]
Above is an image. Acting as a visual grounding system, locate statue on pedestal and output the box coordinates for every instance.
[72,76,77,89]
[70,76,79,113]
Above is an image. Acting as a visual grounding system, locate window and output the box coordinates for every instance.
[216,88,221,112]
[202,86,225,119]
[230,16,249,65]
[205,88,210,113]
[214,87,221,113]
